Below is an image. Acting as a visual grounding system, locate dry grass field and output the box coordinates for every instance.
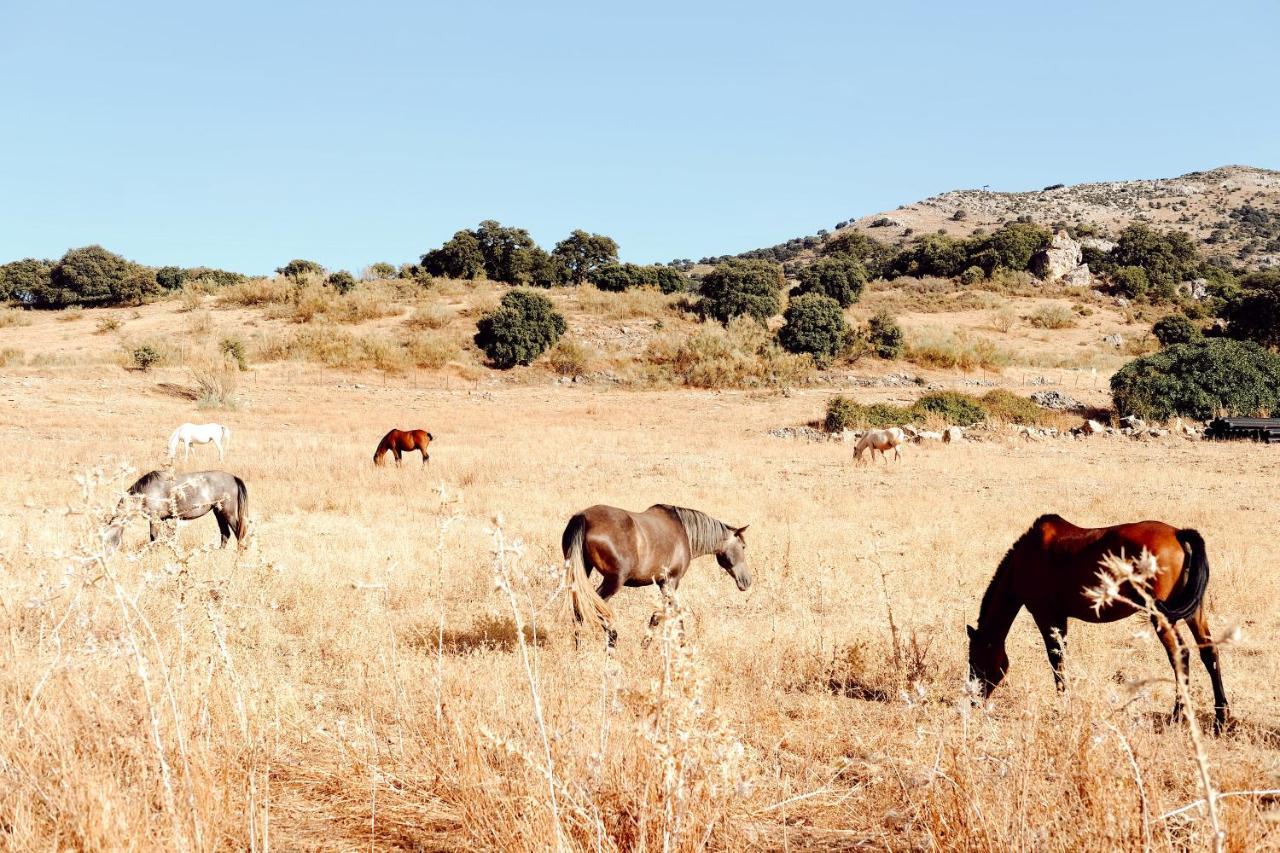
[3,344,1280,851]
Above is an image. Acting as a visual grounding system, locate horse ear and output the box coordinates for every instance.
[734,525,749,539]
[966,625,977,640]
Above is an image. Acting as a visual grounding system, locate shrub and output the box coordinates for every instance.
[1105,224,1200,293]
[1111,265,1152,300]
[960,266,985,286]
[823,391,1023,431]
[592,262,687,294]
[0,258,54,303]
[525,248,570,287]
[327,270,357,294]
[276,259,325,280]
[975,222,1051,273]
[913,392,987,425]
[219,336,249,370]
[699,259,784,324]
[897,233,969,278]
[405,334,458,369]
[794,256,867,307]
[645,318,809,389]
[0,348,22,367]
[130,344,161,372]
[1026,304,1076,329]
[474,289,566,368]
[1152,313,1199,347]
[366,262,397,280]
[546,338,593,377]
[406,304,453,330]
[866,311,904,359]
[156,266,186,291]
[904,328,1010,371]
[1221,270,1280,348]
[1111,338,1280,420]
[190,360,239,408]
[979,389,1046,424]
[777,294,847,366]
[820,231,897,279]
[95,316,122,334]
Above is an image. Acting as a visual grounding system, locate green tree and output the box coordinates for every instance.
[421,230,486,280]
[155,266,186,291]
[1111,338,1280,420]
[1111,266,1151,300]
[474,220,537,284]
[976,221,1052,272]
[40,246,158,308]
[820,231,896,279]
[777,293,848,365]
[866,311,904,359]
[1221,270,1280,349]
[276,259,325,280]
[1106,224,1200,296]
[1152,313,1199,347]
[474,289,567,368]
[327,270,357,294]
[552,230,619,283]
[367,262,397,280]
[699,259,784,324]
[899,233,970,278]
[794,255,867,307]
[0,258,54,303]
[525,247,570,287]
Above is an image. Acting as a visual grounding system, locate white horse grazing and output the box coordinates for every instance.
[167,422,231,461]
[854,427,905,464]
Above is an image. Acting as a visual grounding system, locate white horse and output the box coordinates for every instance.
[854,427,905,464]
[167,422,231,461]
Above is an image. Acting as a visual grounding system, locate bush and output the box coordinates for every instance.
[38,246,158,308]
[1026,304,1076,329]
[1221,270,1280,349]
[823,390,1040,431]
[276,259,325,280]
[794,256,867,307]
[777,294,847,366]
[960,266,985,286]
[975,222,1051,273]
[1104,224,1200,294]
[367,262,397,280]
[327,270,357,294]
[95,316,122,334]
[592,262,685,293]
[156,265,186,291]
[1152,313,1199,347]
[474,289,566,368]
[130,344,161,372]
[820,231,897,279]
[405,334,458,369]
[547,338,593,377]
[219,336,249,370]
[406,304,453,330]
[1111,338,1280,420]
[699,259,784,324]
[978,389,1046,424]
[913,392,988,425]
[866,311,904,359]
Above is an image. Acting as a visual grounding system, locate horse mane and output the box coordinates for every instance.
[978,514,1060,628]
[130,470,168,493]
[656,505,731,556]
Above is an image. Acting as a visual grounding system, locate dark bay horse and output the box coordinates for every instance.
[563,504,750,646]
[968,514,1229,731]
[373,429,433,466]
[105,470,249,550]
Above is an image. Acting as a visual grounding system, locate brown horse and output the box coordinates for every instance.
[968,514,1229,732]
[563,504,750,646]
[373,429,433,466]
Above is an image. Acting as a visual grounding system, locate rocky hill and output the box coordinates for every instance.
[841,165,1280,267]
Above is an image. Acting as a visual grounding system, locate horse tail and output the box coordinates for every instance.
[1159,529,1210,623]
[234,476,249,543]
[563,514,611,629]
[222,425,231,450]
[427,432,434,442]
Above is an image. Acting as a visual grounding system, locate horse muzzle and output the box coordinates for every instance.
[734,571,752,592]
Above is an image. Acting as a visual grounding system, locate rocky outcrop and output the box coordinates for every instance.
[1030,390,1082,411]
[1033,230,1091,284]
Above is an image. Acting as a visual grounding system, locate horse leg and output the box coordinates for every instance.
[214,511,232,548]
[421,448,429,466]
[1185,606,1230,733]
[596,575,620,648]
[1153,617,1191,723]
[394,448,402,467]
[149,519,161,542]
[1033,613,1069,691]
[215,437,224,461]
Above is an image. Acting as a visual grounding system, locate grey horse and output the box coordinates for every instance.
[105,470,249,550]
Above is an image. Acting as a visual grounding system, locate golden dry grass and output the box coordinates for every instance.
[2,355,1280,850]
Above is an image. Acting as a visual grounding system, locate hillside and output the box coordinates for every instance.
[735,165,1280,269]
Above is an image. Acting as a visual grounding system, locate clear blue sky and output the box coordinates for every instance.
[2,1,1277,274]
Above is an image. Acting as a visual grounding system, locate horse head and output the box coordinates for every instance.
[966,624,1009,698]
[715,525,752,591]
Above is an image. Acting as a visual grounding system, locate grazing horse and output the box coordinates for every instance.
[854,427,905,464]
[563,504,750,646]
[967,514,1229,732]
[373,429,433,466]
[104,470,249,550]
[168,422,231,461]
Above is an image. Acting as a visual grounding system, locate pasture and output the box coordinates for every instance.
[2,364,1279,850]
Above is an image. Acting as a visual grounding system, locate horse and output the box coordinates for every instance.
[563,504,750,646]
[104,470,249,550]
[373,429,433,466]
[967,514,1229,732]
[168,422,231,461]
[854,427,905,464]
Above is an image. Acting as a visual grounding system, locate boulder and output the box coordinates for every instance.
[1030,390,1082,411]
[1033,230,1087,282]
[915,430,944,442]
[1083,419,1107,435]
[943,426,964,443]
[1062,264,1092,286]
[1177,278,1209,301]
[1119,415,1146,430]
[1102,333,1124,348]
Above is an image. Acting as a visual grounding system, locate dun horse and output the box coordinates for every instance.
[373,429,433,466]
[563,504,750,646]
[168,422,231,461]
[105,470,249,550]
[854,427,905,464]
[968,514,1229,732]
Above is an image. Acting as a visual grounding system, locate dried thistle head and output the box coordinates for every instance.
[1088,548,1159,614]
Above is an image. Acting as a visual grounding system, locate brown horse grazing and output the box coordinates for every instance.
[968,514,1229,732]
[373,429,433,466]
[563,504,750,646]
